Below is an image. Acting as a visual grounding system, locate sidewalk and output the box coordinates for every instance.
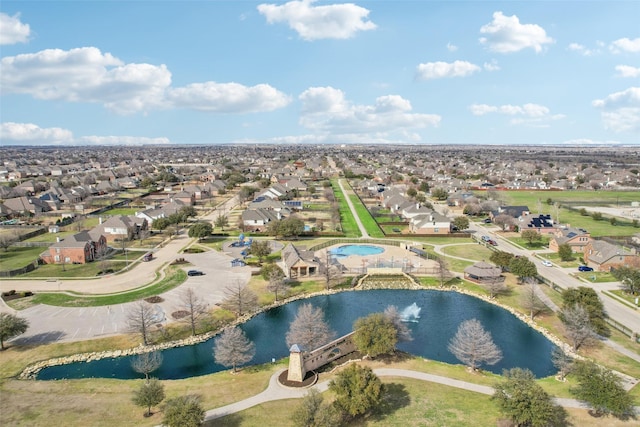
[204,367,611,422]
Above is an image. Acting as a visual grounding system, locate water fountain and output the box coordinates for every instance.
[400,302,421,322]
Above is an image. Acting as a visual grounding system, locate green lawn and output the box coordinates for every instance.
[0,246,45,271]
[348,194,385,238]
[331,179,360,237]
[25,266,186,307]
[440,243,494,262]
[99,208,139,216]
[21,261,128,278]
[502,190,640,237]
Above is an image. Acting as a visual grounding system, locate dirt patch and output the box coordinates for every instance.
[278,369,318,388]
[144,296,164,304]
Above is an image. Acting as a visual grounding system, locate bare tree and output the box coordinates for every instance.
[483,277,507,299]
[220,281,259,317]
[0,232,18,251]
[74,215,86,232]
[126,301,158,346]
[138,228,150,246]
[213,326,255,372]
[131,351,163,379]
[323,250,343,290]
[286,303,336,352]
[560,304,596,351]
[95,244,110,275]
[435,256,452,287]
[493,213,516,231]
[179,288,208,336]
[266,270,288,302]
[520,279,546,320]
[448,318,503,371]
[551,346,574,381]
[383,305,412,342]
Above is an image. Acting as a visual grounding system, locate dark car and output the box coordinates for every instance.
[483,218,492,223]
[187,270,205,276]
[487,239,498,246]
[578,265,594,272]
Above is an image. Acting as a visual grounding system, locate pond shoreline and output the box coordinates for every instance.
[19,283,575,380]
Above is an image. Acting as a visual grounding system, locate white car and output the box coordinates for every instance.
[541,260,553,267]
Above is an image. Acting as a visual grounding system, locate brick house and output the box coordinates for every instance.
[41,230,107,264]
[583,240,639,272]
[549,227,591,253]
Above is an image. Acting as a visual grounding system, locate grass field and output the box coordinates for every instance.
[331,179,361,237]
[502,190,640,237]
[0,246,44,271]
[348,194,385,238]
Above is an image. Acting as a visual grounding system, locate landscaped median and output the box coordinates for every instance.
[3,264,186,308]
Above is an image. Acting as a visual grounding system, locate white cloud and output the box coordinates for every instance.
[446,42,458,52]
[1,47,170,114]
[479,11,554,53]
[167,82,291,113]
[1,46,290,115]
[78,136,171,145]
[615,65,640,78]
[469,102,564,127]
[561,138,622,146]
[257,0,376,41]
[416,60,481,80]
[483,60,500,71]
[567,42,600,56]
[609,37,640,54]
[0,122,171,146]
[0,13,30,45]
[0,122,73,143]
[298,86,440,136]
[592,87,640,132]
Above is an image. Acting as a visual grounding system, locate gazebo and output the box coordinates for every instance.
[463,261,504,284]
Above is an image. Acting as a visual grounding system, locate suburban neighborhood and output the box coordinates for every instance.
[1,144,640,426]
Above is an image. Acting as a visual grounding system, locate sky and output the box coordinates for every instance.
[0,0,639,147]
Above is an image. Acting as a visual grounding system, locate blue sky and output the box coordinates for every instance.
[1,0,639,146]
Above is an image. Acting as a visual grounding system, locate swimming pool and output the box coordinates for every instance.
[330,244,385,257]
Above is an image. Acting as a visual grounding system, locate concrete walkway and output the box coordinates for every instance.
[204,367,620,422]
[337,178,369,238]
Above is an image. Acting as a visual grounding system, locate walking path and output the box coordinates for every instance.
[337,178,369,238]
[204,367,626,422]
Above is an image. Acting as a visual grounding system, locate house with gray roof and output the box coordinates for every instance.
[41,230,106,265]
[549,227,591,253]
[583,240,638,272]
[281,243,319,278]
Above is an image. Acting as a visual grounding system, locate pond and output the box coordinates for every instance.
[37,290,557,380]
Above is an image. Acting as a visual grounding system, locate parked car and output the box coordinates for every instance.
[487,239,498,246]
[541,260,553,267]
[483,218,492,223]
[578,265,594,272]
[187,270,205,276]
[481,235,490,242]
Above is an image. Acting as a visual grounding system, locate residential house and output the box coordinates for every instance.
[241,208,281,232]
[281,243,320,278]
[521,214,555,233]
[409,211,451,234]
[41,230,107,265]
[2,196,51,215]
[93,215,148,242]
[549,227,591,253]
[170,190,195,206]
[583,240,639,272]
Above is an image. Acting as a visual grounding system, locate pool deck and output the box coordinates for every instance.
[320,243,431,270]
